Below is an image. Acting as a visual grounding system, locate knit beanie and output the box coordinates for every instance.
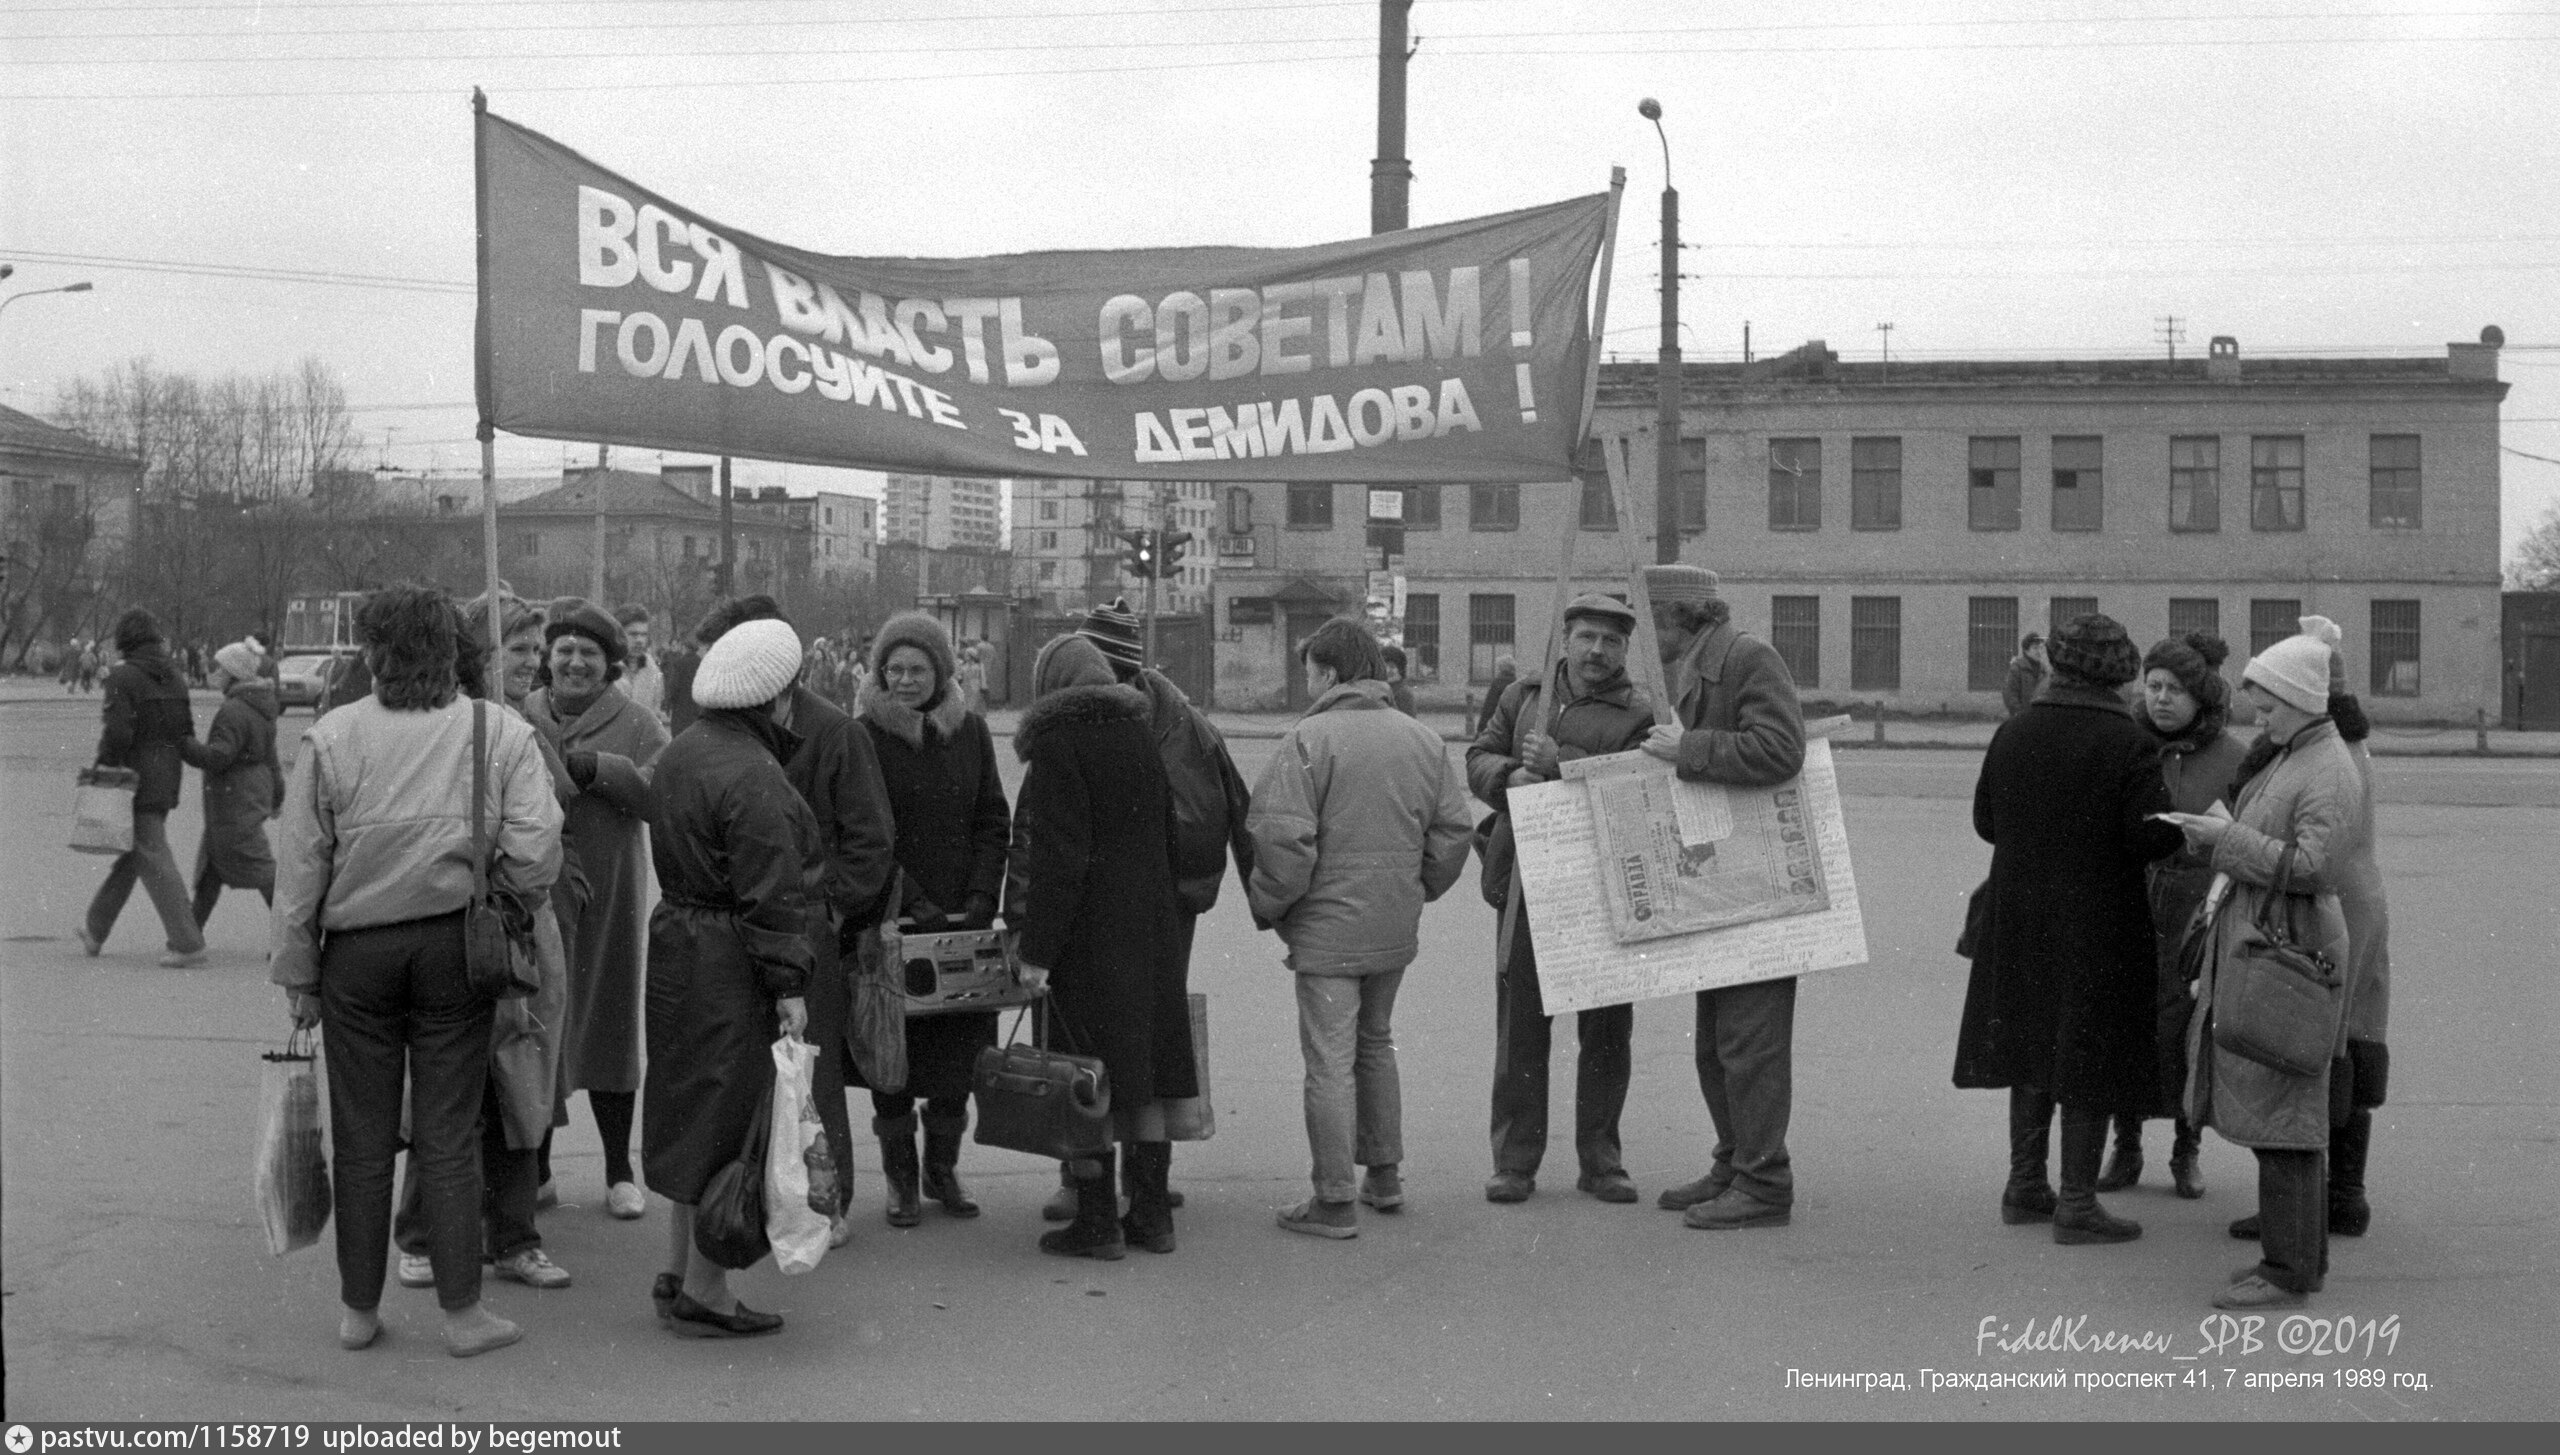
[214,641,263,682]
[871,610,955,691]
[1077,597,1147,675]
[1032,634,1116,699]
[1640,565,1720,605]
[545,597,627,666]
[692,618,803,709]
[112,606,161,655]
[2045,613,2141,689]
[2141,631,2230,710]
[2245,619,2341,714]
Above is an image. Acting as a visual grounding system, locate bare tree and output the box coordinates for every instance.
[2509,501,2560,591]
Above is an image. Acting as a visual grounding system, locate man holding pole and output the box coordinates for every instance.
[1638,566,1809,1230]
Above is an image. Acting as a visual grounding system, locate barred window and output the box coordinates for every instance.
[1678,436,1707,531]
[2371,600,2421,697]
[1850,436,1901,530]
[2171,436,2220,532]
[1470,481,1519,530]
[2249,598,2302,659]
[2251,435,2305,531]
[2049,596,2098,639]
[1468,594,1516,682]
[1850,596,1901,691]
[2168,598,2221,641]
[1968,597,2020,692]
[2370,435,2421,529]
[1770,595,1820,688]
[1968,437,2021,531]
[1404,593,1440,680]
[1403,483,1441,529]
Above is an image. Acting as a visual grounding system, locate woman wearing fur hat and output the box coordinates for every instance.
[856,611,1011,1226]
[524,598,670,1221]
[181,639,283,928]
[2094,632,2249,1200]
[1957,613,2185,1245]
[1010,633,1196,1258]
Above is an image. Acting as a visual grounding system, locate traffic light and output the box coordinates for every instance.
[1120,527,1156,579]
[1158,530,1193,579]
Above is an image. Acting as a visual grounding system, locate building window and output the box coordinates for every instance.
[1968,437,2021,531]
[2371,600,2421,696]
[2370,434,2421,529]
[1470,481,1519,530]
[2051,435,2103,532]
[1678,437,1707,531]
[2049,596,2098,638]
[1768,438,1821,531]
[1403,483,1441,529]
[1968,597,2020,692]
[682,535,697,559]
[1038,530,1057,550]
[1404,593,1440,680]
[1224,486,1253,534]
[1850,596,1901,691]
[1770,595,1820,688]
[1468,594,1516,682]
[2249,598,2302,659]
[1287,482,1333,528]
[2171,436,2221,532]
[2168,597,2220,641]
[1037,561,1056,582]
[515,532,540,556]
[2250,435,2305,531]
[1850,436,1901,530]
[1579,473,1618,530]
[1039,499,1058,521]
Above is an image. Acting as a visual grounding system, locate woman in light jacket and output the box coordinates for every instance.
[2165,623,2364,1311]
[271,586,563,1357]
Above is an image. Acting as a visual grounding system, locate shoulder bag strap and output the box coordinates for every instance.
[2252,842,2297,945]
[471,700,490,900]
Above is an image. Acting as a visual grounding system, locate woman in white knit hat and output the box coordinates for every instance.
[2159,621,2364,1311]
[640,618,822,1338]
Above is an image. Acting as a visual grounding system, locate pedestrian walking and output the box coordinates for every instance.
[270,585,563,1357]
[1012,634,1198,1258]
[76,607,206,966]
[2163,622,2365,1311]
[77,636,101,693]
[1248,618,1474,1240]
[523,598,670,1220]
[641,618,820,1338]
[616,604,665,722]
[1956,613,2184,1245]
[182,639,282,927]
[1380,644,1420,716]
[857,612,1010,1230]
[1639,567,1811,1230]
[2002,633,2048,718]
[1469,594,1655,1206]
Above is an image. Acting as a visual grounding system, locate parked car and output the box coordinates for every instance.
[274,654,333,710]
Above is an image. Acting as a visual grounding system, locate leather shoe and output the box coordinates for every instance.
[2213,1275,2305,1311]
[2228,1213,2262,1240]
[651,1273,680,1325]
[667,1291,783,1338]
[1656,1173,1730,1211]
[1682,1187,1791,1229]
[1483,1171,1534,1204]
[2094,1145,2143,1192]
[1576,1170,1639,1204]
[2001,1185,2058,1225]
[2171,1152,2205,1200]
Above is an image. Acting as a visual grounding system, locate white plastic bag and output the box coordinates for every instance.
[764,1035,830,1276]
[254,1030,331,1255]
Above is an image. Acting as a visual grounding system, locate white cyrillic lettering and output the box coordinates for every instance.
[844,357,898,411]
[577,186,638,289]
[1346,388,1396,447]
[688,225,749,308]
[1169,407,1214,461]
[768,265,826,336]
[1390,383,1434,441]
[897,298,953,374]
[1098,295,1154,384]
[1437,376,1483,435]
[635,204,694,295]
[1133,412,1181,463]
[615,311,669,376]
[922,385,965,429]
[662,316,718,382]
[1305,394,1355,453]
[809,348,854,401]
[859,292,915,368]
[1401,265,1480,361]
[1000,298,1061,387]
[578,309,620,372]
[1039,414,1088,456]
[1208,287,1260,381]
[1312,276,1361,367]
[1352,273,1404,366]
[1154,292,1209,383]
[766,335,811,394]
[1205,405,1263,459]
[1260,281,1314,375]
[943,297,1000,384]
[713,324,764,387]
[1256,398,1307,456]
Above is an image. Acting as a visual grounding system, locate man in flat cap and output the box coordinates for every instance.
[1638,566,1808,1229]
[1468,592,1657,1205]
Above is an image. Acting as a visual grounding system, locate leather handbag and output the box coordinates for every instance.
[693,1092,773,1271]
[2212,845,2344,1078]
[462,702,540,1001]
[971,997,1112,1161]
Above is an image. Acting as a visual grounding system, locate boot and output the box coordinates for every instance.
[2170,1119,2206,1200]
[1121,1141,1176,1253]
[2052,1104,2141,1245]
[1038,1149,1125,1260]
[920,1113,980,1219]
[1122,1146,1187,1212]
[2095,1113,2144,1191]
[873,1114,922,1228]
[2328,1109,2372,1237]
[1041,1163,1077,1223]
[2001,1086,2058,1225]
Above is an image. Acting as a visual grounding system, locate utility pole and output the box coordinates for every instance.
[1371,1,1414,235]
[1641,98,1680,564]
[716,455,735,597]
[591,443,609,603]
[1876,322,1894,383]
[2156,315,2185,363]
[1142,481,1166,667]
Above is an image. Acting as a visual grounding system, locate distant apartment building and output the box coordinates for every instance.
[885,473,1005,551]
[1012,478,1215,616]
[805,487,876,587]
[1210,333,2508,720]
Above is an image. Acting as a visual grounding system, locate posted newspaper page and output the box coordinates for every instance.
[1559,748,1830,942]
[1510,738,1868,1013]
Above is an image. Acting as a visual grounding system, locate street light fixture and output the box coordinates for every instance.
[1638,99,1680,565]
[0,280,96,321]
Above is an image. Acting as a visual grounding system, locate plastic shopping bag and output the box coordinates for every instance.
[253,1030,332,1255]
[764,1036,831,1276]
[71,766,137,856]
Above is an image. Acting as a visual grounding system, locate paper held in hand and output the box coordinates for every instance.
[1558,748,1830,943]
[1511,739,1868,1013]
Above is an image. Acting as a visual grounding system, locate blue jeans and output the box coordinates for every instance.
[85,810,205,955]
[1296,971,1405,1203]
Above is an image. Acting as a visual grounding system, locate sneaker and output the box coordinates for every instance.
[397,1253,435,1289]
[75,926,103,958]
[1483,1171,1534,1204]
[1276,1197,1358,1240]
[1358,1166,1405,1212]
[2213,1274,2305,1311]
[158,949,208,968]
[492,1248,571,1289]
[1682,1187,1792,1230]
[606,1181,645,1219]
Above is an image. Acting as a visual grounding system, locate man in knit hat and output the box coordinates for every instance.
[1637,565,1810,1229]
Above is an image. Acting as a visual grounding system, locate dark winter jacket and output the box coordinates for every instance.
[97,644,196,813]
[180,678,281,887]
[2135,698,2250,1113]
[1955,681,2184,1109]
[780,685,898,932]
[1467,658,1655,909]
[647,709,821,1000]
[1011,681,1197,1101]
[2001,654,2047,718]
[1133,667,1254,917]
[858,680,1010,925]
[1662,622,1805,788]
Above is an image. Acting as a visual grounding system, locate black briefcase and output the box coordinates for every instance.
[971,1001,1111,1160]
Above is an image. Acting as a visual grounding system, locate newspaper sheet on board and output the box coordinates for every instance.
[1560,749,1830,942]
[1511,739,1867,1013]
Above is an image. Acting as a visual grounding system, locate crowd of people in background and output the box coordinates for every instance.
[62,565,2398,1352]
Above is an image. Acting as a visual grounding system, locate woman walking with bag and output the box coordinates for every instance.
[270,586,563,1357]
[182,640,282,928]
[76,607,206,966]
[2165,623,2366,1310]
[642,619,822,1338]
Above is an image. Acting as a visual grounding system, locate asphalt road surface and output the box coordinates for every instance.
[4,694,2553,1421]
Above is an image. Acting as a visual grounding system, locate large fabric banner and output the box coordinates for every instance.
[474,108,1610,483]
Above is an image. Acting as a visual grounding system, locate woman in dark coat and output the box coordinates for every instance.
[183,639,282,927]
[1011,634,1197,1259]
[78,607,204,964]
[1956,613,2183,1244]
[642,619,820,1339]
[855,612,1009,1227]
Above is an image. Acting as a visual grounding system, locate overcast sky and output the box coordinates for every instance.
[3,0,2553,558]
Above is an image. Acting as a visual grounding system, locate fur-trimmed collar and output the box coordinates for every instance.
[858,676,968,747]
[1014,681,1149,760]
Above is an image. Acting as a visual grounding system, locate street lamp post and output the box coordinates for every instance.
[0,280,95,321]
[1638,100,1679,565]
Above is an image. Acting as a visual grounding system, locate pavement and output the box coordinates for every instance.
[2,692,2554,1421]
